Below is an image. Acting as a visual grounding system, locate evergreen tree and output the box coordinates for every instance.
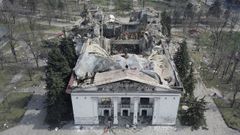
[174,41,208,130]
[45,35,78,125]
[46,48,71,82]
[160,11,171,37]
[174,40,196,97]
[59,37,77,68]
[174,40,189,80]
[184,64,195,97]
[179,97,208,130]
[45,48,71,125]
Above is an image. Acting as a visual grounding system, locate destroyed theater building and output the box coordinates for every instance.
[66,9,182,126]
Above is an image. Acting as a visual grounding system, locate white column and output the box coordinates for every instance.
[92,97,99,124]
[113,97,118,125]
[133,97,139,125]
[152,97,160,125]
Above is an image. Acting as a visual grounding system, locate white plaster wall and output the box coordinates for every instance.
[71,95,99,124]
[71,92,181,125]
[149,98,154,104]
[152,94,180,125]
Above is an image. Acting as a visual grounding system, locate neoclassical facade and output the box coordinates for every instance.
[66,9,182,126]
[69,72,181,125]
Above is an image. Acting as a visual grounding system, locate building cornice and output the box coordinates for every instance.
[71,92,181,97]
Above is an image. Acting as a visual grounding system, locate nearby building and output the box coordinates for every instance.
[67,10,182,126]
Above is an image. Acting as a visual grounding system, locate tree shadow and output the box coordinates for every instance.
[18,94,75,131]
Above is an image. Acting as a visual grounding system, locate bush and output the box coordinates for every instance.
[179,96,208,130]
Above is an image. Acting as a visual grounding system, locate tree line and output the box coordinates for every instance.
[161,0,240,109]
[45,36,77,125]
[196,0,240,108]
[174,40,207,130]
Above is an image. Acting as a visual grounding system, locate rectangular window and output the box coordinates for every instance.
[121,97,130,104]
[140,98,150,105]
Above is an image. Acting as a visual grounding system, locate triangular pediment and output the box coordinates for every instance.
[76,70,180,93]
[92,69,161,87]
[97,79,154,92]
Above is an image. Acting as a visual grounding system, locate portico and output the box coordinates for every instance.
[71,90,181,125]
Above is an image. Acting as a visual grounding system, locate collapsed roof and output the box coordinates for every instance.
[67,10,182,93]
[73,39,177,89]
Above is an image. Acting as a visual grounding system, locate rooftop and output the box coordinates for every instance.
[67,10,182,93]
[82,69,161,88]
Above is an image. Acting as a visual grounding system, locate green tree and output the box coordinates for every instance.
[184,64,195,97]
[46,48,71,81]
[179,97,208,130]
[174,40,195,97]
[160,11,171,37]
[59,37,77,68]
[45,35,78,125]
[174,40,189,80]
[45,48,71,125]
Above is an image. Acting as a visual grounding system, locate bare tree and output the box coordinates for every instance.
[58,0,65,18]
[0,50,5,70]
[0,0,19,62]
[43,0,57,26]
[21,28,40,68]
[220,13,240,80]
[23,38,40,68]
[2,0,18,24]
[221,50,235,79]
[208,14,229,66]
[23,53,34,81]
[229,12,239,38]
[231,78,240,108]
[26,0,39,14]
[211,56,223,79]
[227,52,240,83]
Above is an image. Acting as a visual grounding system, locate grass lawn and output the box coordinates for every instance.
[214,98,240,131]
[0,92,32,131]
[14,22,62,34]
[190,32,240,131]
[0,70,13,92]
[145,0,172,10]
[0,66,19,93]
[192,52,240,131]
[92,0,109,6]
[0,22,62,35]
[16,68,44,89]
